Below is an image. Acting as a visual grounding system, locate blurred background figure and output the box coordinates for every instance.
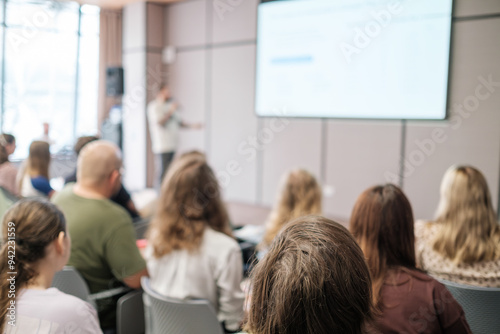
[40,122,55,146]
[0,134,18,196]
[415,165,500,287]
[147,84,202,187]
[18,141,54,198]
[258,169,322,257]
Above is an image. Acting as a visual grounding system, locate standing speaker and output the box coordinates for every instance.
[106,67,124,96]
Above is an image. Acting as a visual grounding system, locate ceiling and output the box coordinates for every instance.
[76,0,183,10]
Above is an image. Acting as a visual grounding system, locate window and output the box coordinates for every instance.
[0,0,99,160]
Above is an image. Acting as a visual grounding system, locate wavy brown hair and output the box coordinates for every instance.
[261,169,322,248]
[245,215,373,334]
[433,165,500,264]
[350,184,416,307]
[0,199,66,332]
[147,156,233,257]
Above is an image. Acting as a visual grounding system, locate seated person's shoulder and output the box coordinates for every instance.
[51,183,75,202]
[30,176,53,196]
[47,288,96,311]
[414,219,438,240]
[54,185,131,221]
[15,288,101,333]
[102,200,134,227]
[204,227,241,252]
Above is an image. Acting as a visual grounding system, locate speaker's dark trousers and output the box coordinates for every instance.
[158,151,175,184]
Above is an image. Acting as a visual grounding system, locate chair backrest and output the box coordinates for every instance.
[51,266,96,308]
[117,290,145,334]
[141,277,224,334]
[133,217,151,240]
[439,279,500,334]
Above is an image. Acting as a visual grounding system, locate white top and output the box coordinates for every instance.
[145,227,245,331]
[20,174,45,198]
[4,288,102,334]
[147,98,181,154]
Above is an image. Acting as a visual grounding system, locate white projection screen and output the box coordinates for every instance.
[255,0,454,120]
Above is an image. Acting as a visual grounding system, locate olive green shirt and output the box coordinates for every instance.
[52,184,146,329]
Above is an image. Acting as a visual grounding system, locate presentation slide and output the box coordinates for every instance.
[255,0,453,119]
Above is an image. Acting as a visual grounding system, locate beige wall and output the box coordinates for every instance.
[154,0,500,222]
[122,2,166,189]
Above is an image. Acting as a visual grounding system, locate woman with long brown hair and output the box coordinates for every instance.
[350,184,471,333]
[145,155,244,332]
[0,199,101,333]
[245,215,373,334]
[19,141,54,198]
[415,165,500,287]
[259,169,321,254]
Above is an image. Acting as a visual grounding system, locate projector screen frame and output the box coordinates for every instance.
[254,0,455,122]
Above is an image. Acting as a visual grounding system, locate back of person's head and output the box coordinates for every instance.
[0,134,15,158]
[262,169,322,247]
[1,134,15,146]
[74,135,99,156]
[350,184,415,306]
[245,215,373,334]
[434,165,500,263]
[157,83,170,100]
[28,141,50,178]
[76,140,122,196]
[179,150,206,161]
[147,155,232,257]
[0,199,67,332]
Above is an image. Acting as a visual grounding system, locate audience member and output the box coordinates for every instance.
[415,165,500,287]
[19,141,54,198]
[244,215,373,334]
[64,135,139,219]
[0,199,101,333]
[0,134,18,196]
[52,140,147,332]
[1,134,16,157]
[145,155,244,333]
[350,184,471,333]
[259,169,321,256]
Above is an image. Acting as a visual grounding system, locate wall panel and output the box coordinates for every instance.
[210,44,258,203]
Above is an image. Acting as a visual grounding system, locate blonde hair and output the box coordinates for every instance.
[147,155,233,258]
[432,165,500,264]
[261,169,322,248]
